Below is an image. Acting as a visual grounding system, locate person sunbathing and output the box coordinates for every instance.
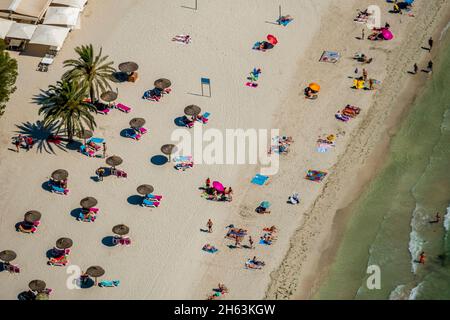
[258,41,274,51]
[288,193,300,204]
[264,226,278,233]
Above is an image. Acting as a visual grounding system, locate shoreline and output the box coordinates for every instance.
[266,0,450,300]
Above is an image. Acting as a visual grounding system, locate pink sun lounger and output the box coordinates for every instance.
[115,103,132,113]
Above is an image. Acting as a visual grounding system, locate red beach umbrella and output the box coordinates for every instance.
[267,34,278,45]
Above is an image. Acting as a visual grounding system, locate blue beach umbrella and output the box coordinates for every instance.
[260,201,271,209]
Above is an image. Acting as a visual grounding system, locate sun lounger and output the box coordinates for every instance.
[50,184,69,195]
[52,247,70,257]
[79,145,95,157]
[139,127,148,135]
[99,280,120,287]
[114,169,128,178]
[125,130,141,140]
[18,223,37,234]
[48,255,69,266]
[142,199,161,208]
[115,103,132,113]
[77,212,96,222]
[251,174,269,186]
[112,236,131,246]
[5,264,20,274]
[173,155,193,162]
[146,194,163,201]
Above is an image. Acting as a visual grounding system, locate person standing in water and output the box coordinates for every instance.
[418,252,426,265]
[413,63,418,74]
[428,37,434,51]
[427,60,433,73]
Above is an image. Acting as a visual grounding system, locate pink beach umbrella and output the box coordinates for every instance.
[381,29,394,40]
[212,181,225,193]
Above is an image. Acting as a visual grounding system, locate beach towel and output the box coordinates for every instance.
[259,239,272,245]
[305,170,328,182]
[251,174,269,185]
[320,51,341,63]
[99,280,120,287]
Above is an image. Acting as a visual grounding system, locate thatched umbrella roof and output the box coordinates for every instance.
[137,184,154,195]
[100,91,118,103]
[24,210,42,223]
[29,280,46,292]
[86,266,105,278]
[112,224,130,236]
[0,250,17,262]
[55,237,73,249]
[106,156,123,167]
[80,197,98,209]
[154,78,171,89]
[119,62,139,73]
[51,169,68,181]
[129,118,146,129]
[184,105,201,116]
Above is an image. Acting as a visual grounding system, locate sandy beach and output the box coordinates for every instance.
[0,0,449,300]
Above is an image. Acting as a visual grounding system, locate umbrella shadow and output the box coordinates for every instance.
[111,72,129,83]
[127,195,143,206]
[41,181,52,193]
[45,249,54,259]
[150,155,169,165]
[15,121,67,154]
[0,262,5,272]
[174,116,188,127]
[18,291,35,300]
[70,208,83,220]
[78,278,95,289]
[120,128,134,138]
[102,236,117,247]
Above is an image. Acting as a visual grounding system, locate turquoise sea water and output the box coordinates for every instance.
[316,29,450,300]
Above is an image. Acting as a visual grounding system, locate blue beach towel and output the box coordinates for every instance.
[251,174,269,185]
[88,137,104,144]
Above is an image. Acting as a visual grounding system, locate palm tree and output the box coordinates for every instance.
[35,80,97,141]
[63,44,115,103]
[0,40,18,117]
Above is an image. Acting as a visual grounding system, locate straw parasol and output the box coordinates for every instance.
[184,105,201,116]
[86,266,105,285]
[55,237,73,249]
[129,118,146,129]
[161,144,177,161]
[112,224,130,236]
[100,91,118,103]
[51,169,68,181]
[24,210,41,223]
[80,197,98,209]
[154,78,171,89]
[29,280,46,292]
[137,184,154,195]
[106,156,123,168]
[0,250,17,262]
[119,62,139,74]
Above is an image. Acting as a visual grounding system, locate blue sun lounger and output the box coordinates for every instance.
[87,137,104,144]
[251,174,269,186]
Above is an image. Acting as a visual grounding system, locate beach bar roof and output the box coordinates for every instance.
[29,24,70,50]
[43,6,80,28]
[0,17,14,39]
[51,0,87,11]
[6,22,36,40]
[0,0,52,21]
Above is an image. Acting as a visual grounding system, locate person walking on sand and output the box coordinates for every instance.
[102,142,107,158]
[428,37,434,51]
[418,251,426,264]
[97,167,105,182]
[14,136,21,153]
[427,60,433,73]
[207,219,213,233]
[205,177,211,188]
[362,68,368,81]
[248,236,254,249]
[429,212,441,224]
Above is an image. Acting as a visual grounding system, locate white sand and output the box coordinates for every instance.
[0,0,448,300]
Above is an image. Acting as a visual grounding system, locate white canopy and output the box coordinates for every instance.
[0,17,14,39]
[29,24,69,49]
[50,0,87,10]
[43,6,80,27]
[0,0,52,20]
[6,22,36,40]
